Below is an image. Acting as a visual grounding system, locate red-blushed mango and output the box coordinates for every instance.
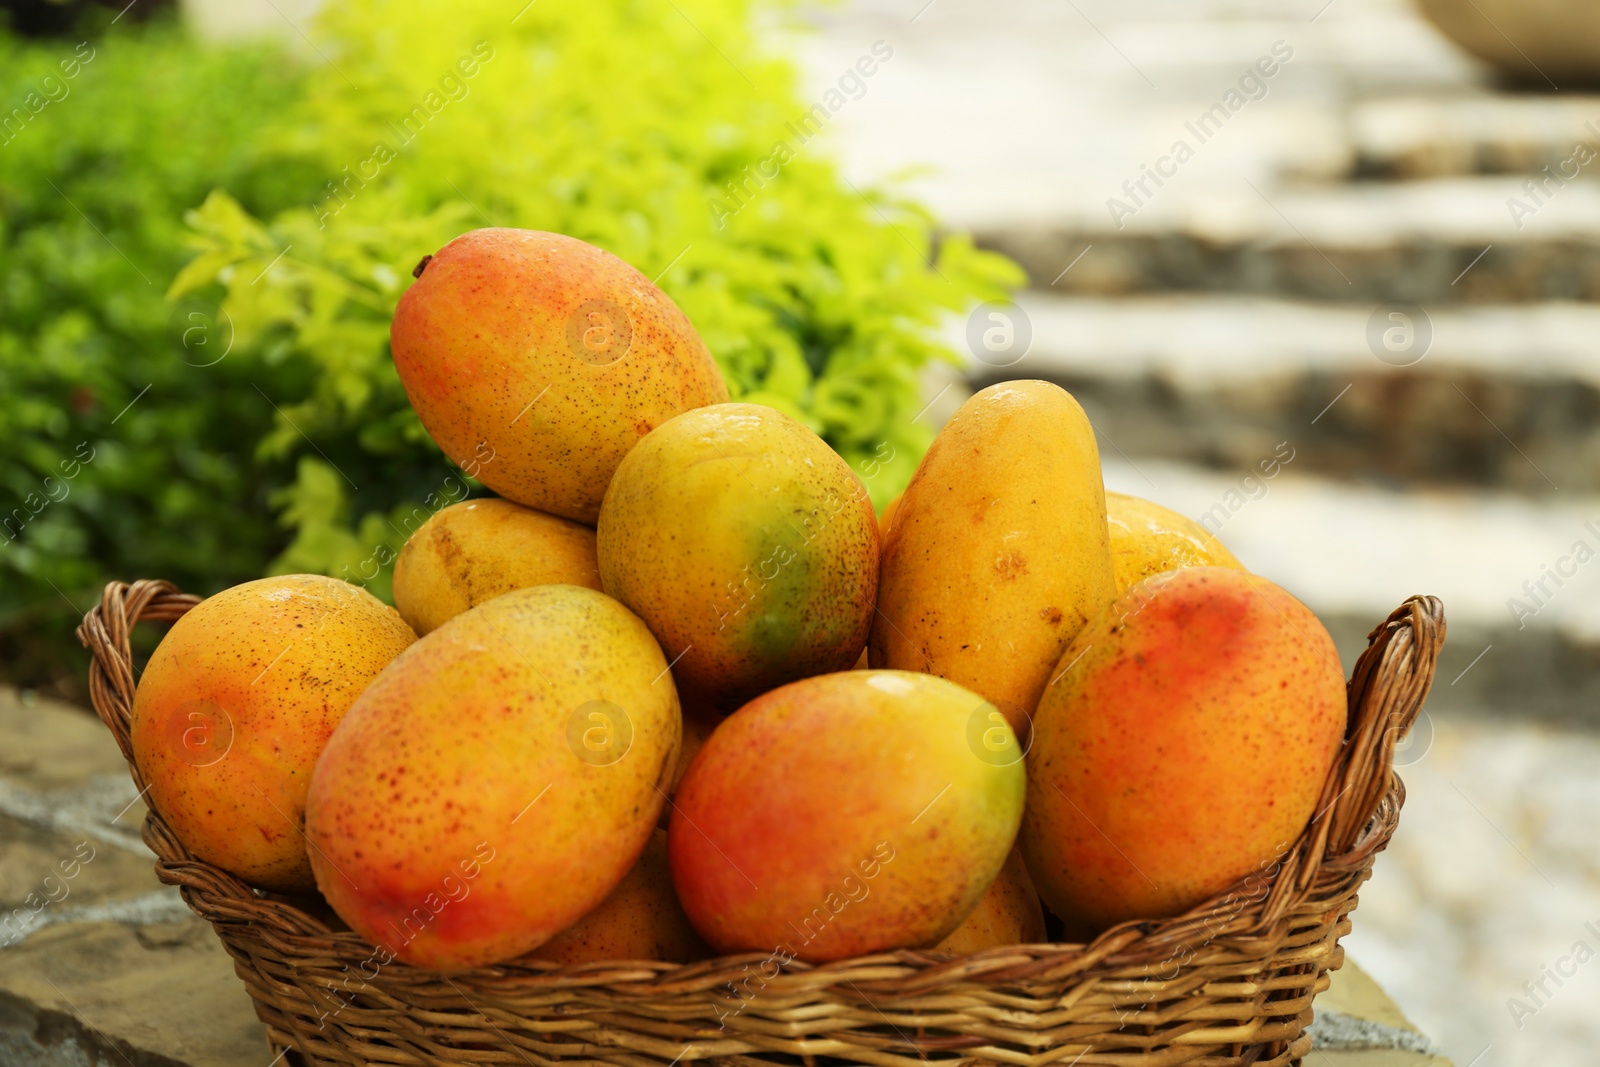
[304,585,681,970]
[597,403,878,712]
[392,497,601,635]
[1021,567,1347,937]
[390,229,728,524]
[668,670,1024,961]
[933,848,1046,954]
[870,382,1116,739]
[129,575,415,892]
[1105,491,1244,594]
[532,831,710,965]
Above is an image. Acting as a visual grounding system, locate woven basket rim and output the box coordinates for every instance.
[75,579,1445,1066]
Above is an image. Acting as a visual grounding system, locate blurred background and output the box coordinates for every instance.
[2,0,1597,1063]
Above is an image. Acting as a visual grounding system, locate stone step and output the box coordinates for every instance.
[806,0,1600,302]
[0,690,268,1067]
[960,294,1597,497]
[1096,456,1600,726]
[968,177,1600,302]
[1352,95,1600,179]
[805,0,1484,217]
[1342,713,1600,1067]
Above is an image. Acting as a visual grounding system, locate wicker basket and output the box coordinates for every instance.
[78,579,1444,1067]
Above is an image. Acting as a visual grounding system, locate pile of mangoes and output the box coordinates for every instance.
[128,228,1347,972]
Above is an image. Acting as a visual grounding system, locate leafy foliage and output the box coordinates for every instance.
[174,0,1021,583]
[0,23,316,692]
[1,1,1019,692]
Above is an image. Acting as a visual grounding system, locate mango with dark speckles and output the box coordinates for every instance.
[667,670,1024,961]
[129,575,416,893]
[392,497,601,635]
[304,584,681,970]
[933,847,1046,953]
[532,830,710,965]
[390,228,729,524]
[597,403,878,712]
[1021,567,1347,937]
[870,381,1116,740]
[1106,491,1244,594]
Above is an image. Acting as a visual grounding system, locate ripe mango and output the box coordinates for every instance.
[392,497,601,635]
[304,585,680,970]
[390,228,728,524]
[669,703,719,796]
[877,490,903,541]
[129,575,414,892]
[668,670,1024,961]
[532,831,709,965]
[933,848,1046,954]
[597,403,878,711]
[1105,491,1243,594]
[870,381,1116,738]
[1021,567,1346,936]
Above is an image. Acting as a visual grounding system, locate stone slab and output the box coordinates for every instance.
[964,294,1600,496]
[1352,95,1600,179]
[799,0,1600,301]
[0,919,268,1067]
[972,178,1600,303]
[1344,715,1600,1067]
[0,690,130,794]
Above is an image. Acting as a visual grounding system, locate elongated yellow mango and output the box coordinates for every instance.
[869,381,1116,737]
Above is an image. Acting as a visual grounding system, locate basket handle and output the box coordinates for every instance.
[1303,594,1446,878]
[75,579,203,791]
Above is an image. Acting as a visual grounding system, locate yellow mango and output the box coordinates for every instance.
[597,403,878,712]
[1105,491,1244,593]
[870,381,1116,737]
[392,497,601,634]
[933,847,1046,953]
[877,490,903,542]
[532,831,710,965]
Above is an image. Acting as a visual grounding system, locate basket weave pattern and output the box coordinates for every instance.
[78,580,1444,1067]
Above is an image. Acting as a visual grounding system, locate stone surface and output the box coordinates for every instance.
[971,177,1600,303]
[0,687,272,1065]
[800,0,1600,301]
[796,0,1481,241]
[1344,716,1600,1067]
[0,690,130,793]
[963,293,1600,496]
[0,919,267,1067]
[1315,963,1450,1064]
[1351,95,1600,179]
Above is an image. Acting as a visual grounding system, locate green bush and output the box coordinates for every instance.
[0,22,318,693]
[174,0,1020,593]
[1,1,1019,693]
